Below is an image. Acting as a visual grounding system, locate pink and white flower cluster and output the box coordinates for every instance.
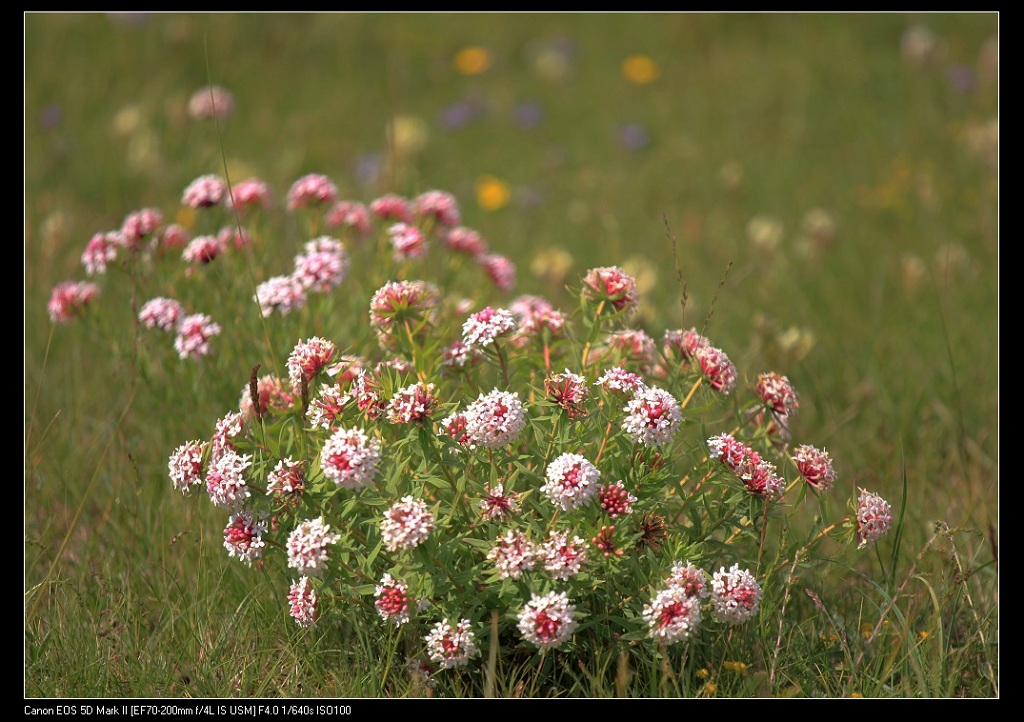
[622,386,683,447]
[319,427,382,489]
[380,496,435,552]
[462,389,527,449]
[542,453,601,512]
[423,618,479,669]
[517,591,578,649]
[708,433,785,500]
[286,517,341,576]
[856,488,892,549]
[709,564,763,625]
[462,306,516,349]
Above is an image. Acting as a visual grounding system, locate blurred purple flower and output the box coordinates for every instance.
[440,98,485,130]
[617,123,650,151]
[948,65,976,93]
[355,153,384,187]
[513,101,544,129]
[40,105,62,131]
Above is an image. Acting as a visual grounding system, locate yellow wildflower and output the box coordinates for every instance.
[622,55,659,84]
[475,175,511,211]
[454,46,492,76]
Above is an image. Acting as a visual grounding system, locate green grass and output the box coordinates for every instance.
[25,12,997,699]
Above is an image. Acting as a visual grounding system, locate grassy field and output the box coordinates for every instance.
[25,13,998,699]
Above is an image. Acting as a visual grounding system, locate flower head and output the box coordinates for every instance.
[666,561,710,599]
[477,253,517,292]
[187,84,234,120]
[174,313,221,360]
[517,591,578,649]
[182,235,224,265]
[544,369,589,418]
[424,619,479,669]
[368,280,440,349]
[622,386,683,447]
[696,346,738,395]
[287,173,338,210]
[710,434,784,499]
[48,281,100,324]
[138,297,184,331]
[643,586,702,645]
[121,208,163,248]
[287,517,340,576]
[793,445,836,492]
[487,530,538,579]
[541,530,588,580]
[159,224,190,252]
[415,190,461,227]
[287,336,337,391]
[542,453,601,512]
[288,577,318,627]
[441,339,484,372]
[240,374,294,420]
[387,382,439,424]
[204,449,252,510]
[226,178,271,214]
[755,372,799,416]
[255,275,307,317]
[168,440,206,494]
[597,329,656,373]
[598,480,637,518]
[210,411,244,462]
[374,573,413,626]
[462,306,516,350]
[662,327,712,364]
[509,294,567,344]
[223,511,268,565]
[381,496,435,552]
[320,427,382,490]
[709,564,762,625]
[463,389,527,449]
[388,222,428,262]
[182,175,227,208]
[349,370,387,421]
[595,367,648,396]
[293,236,349,293]
[325,200,373,237]
[478,483,521,520]
[443,226,488,257]
[856,488,892,549]
[440,412,472,448]
[582,266,638,315]
[266,457,306,502]
[738,455,785,500]
[81,231,122,274]
[370,193,415,223]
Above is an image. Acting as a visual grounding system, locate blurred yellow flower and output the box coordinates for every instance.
[531,247,574,287]
[622,54,659,84]
[722,661,748,673]
[621,256,657,295]
[454,46,493,76]
[695,668,709,679]
[388,115,430,158]
[475,175,511,211]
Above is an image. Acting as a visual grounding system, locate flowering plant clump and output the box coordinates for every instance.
[50,175,895,685]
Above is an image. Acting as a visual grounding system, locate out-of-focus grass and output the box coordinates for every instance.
[25,12,997,697]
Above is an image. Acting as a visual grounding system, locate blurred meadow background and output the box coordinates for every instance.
[25,12,998,698]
